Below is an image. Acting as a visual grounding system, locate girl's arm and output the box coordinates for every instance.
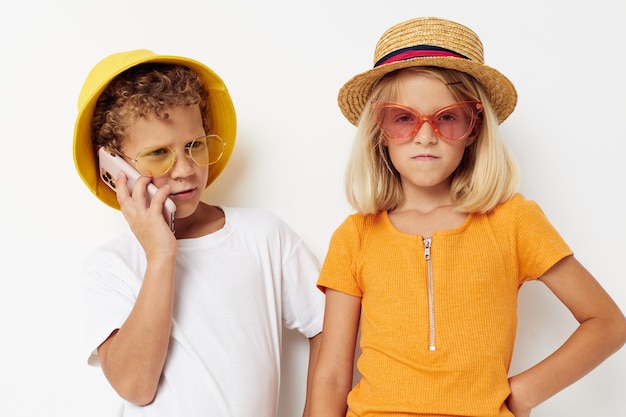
[309,289,362,417]
[507,255,626,416]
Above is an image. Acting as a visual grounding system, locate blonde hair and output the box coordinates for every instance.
[345,67,519,215]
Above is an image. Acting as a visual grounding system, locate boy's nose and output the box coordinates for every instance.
[169,152,196,178]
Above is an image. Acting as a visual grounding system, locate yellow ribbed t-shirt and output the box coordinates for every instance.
[317,194,573,417]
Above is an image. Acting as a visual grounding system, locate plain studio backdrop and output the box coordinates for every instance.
[1,1,624,416]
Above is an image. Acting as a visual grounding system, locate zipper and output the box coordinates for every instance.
[423,236,435,351]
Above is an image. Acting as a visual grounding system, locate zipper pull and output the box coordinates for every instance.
[423,236,431,260]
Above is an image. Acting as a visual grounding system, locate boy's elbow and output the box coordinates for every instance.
[105,373,158,406]
[117,383,158,406]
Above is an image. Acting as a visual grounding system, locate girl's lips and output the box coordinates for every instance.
[413,154,438,160]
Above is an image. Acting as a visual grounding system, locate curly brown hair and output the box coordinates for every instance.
[91,63,210,151]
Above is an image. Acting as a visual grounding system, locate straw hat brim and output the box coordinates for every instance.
[338,55,517,126]
[72,49,237,210]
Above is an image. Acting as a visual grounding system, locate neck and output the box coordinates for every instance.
[174,203,225,239]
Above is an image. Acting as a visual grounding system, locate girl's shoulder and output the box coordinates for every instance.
[485,193,554,231]
[330,211,393,247]
[340,211,387,231]
[489,193,542,217]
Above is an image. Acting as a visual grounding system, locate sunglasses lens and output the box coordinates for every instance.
[199,135,225,166]
[188,137,210,166]
[434,104,476,141]
[132,135,226,176]
[377,106,419,141]
[135,146,175,176]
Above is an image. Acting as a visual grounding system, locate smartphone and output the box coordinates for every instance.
[98,147,176,232]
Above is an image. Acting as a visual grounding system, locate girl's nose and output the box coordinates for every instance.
[413,119,438,144]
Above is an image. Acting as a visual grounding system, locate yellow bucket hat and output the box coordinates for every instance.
[72,49,237,209]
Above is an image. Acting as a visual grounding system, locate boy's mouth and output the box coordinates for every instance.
[170,187,197,199]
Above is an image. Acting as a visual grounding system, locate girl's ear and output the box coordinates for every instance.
[466,115,483,146]
[376,129,389,147]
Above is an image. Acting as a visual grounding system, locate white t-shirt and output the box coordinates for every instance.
[81,207,325,417]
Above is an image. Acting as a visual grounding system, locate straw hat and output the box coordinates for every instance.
[73,49,237,209]
[338,17,517,125]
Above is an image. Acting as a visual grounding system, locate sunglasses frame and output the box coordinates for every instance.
[372,100,483,143]
[118,134,225,177]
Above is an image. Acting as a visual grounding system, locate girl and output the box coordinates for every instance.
[310,17,626,417]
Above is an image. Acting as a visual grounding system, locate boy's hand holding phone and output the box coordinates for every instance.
[98,147,176,233]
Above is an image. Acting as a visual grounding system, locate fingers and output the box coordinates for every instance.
[114,173,176,250]
[115,173,169,225]
[130,175,153,208]
[148,182,171,209]
[115,173,152,209]
[114,172,132,207]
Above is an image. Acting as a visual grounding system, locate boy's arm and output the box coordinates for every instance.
[302,332,322,417]
[97,174,178,405]
[97,255,176,405]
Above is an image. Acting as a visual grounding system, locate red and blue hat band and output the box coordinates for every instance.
[375,45,469,68]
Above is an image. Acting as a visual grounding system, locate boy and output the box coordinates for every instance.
[73,49,324,417]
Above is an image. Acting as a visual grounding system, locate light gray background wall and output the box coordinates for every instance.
[1,1,624,416]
